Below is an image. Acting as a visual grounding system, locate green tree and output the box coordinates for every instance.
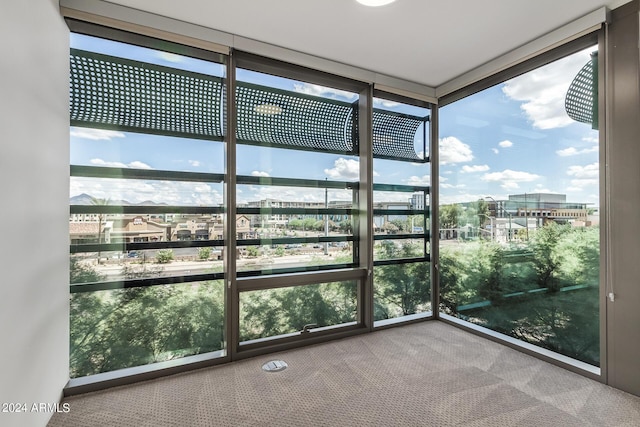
[390,218,409,232]
[240,282,356,341]
[288,219,303,230]
[438,250,464,314]
[121,263,163,279]
[245,246,259,257]
[70,256,104,284]
[374,242,430,319]
[530,222,566,292]
[439,204,462,229]
[198,247,211,260]
[70,281,225,377]
[471,242,504,304]
[155,249,174,264]
[338,219,352,234]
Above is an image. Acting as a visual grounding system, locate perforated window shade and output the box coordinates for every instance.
[565,52,598,130]
[70,49,225,140]
[70,49,429,162]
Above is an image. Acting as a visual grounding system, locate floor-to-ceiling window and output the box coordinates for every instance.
[66,19,436,380]
[68,25,228,377]
[438,40,601,367]
[371,92,432,326]
[232,58,366,347]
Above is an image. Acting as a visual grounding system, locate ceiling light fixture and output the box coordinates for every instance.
[356,0,396,6]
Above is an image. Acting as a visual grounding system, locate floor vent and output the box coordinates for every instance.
[262,360,288,372]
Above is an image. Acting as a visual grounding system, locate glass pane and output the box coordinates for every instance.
[372,96,431,324]
[70,178,224,207]
[70,248,223,284]
[374,264,431,321]
[237,243,353,274]
[439,46,600,366]
[239,281,357,342]
[374,239,428,261]
[69,32,227,377]
[236,69,358,275]
[70,280,225,378]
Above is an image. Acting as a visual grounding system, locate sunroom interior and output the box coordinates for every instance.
[2,0,640,425]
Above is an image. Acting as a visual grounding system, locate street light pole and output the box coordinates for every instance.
[324,178,329,255]
[478,213,494,241]
[484,196,499,242]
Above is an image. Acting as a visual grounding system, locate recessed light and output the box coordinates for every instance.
[356,0,397,6]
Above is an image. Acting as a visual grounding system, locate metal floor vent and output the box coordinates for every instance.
[262,360,288,372]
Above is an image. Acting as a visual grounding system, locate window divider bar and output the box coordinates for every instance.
[237,268,367,292]
[235,174,355,189]
[70,272,224,294]
[70,239,225,254]
[70,165,225,183]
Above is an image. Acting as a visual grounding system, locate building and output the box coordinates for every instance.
[4,1,640,425]
[481,193,592,227]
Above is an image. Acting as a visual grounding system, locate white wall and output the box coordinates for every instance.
[0,1,70,426]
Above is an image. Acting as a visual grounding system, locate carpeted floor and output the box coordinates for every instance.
[49,322,640,426]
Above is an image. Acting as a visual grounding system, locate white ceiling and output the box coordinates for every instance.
[105,0,630,88]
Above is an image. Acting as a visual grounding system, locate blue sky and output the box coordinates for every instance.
[70,34,598,208]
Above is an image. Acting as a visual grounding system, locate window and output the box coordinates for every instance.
[67,22,436,382]
[439,44,600,366]
[371,93,432,325]
[68,29,228,377]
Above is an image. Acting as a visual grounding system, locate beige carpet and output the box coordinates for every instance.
[49,322,640,426]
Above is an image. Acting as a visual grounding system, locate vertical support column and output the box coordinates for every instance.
[598,23,608,385]
[605,0,640,396]
[225,50,239,360]
[429,105,440,318]
[358,85,374,330]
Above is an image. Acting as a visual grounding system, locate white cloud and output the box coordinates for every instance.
[556,143,598,157]
[556,147,578,157]
[566,163,599,192]
[324,158,360,179]
[482,169,541,190]
[568,179,598,192]
[89,158,152,169]
[158,52,183,63]
[500,181,521,190]
[251,170,270,177]
[70,128,125,140]
[373,98,400,108]
[439,192,491,205]
[293,83,357,102]
[128,161,152,170]
[441,183,466,189]
[492,148,499,154]
[498,140,513,148]
[236,184,351,205]
[406,175,430,186]
[439,136,473,164]
[188,160,201,167]
[567,162,599,179]
[461,164,490,173]
[502,47,593,129]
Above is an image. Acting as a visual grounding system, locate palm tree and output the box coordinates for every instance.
[91,197,111,264]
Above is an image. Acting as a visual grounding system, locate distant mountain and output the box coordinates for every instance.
[69,193,167,206]
[69,193,95,205]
